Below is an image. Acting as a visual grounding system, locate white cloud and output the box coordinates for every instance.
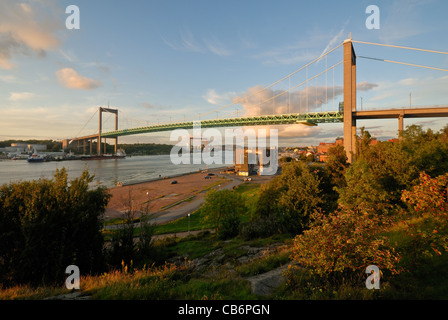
[234,84,344,117]
[56,68,102,90]
[162,28,233,57]
[0,0,61,69]
[232,80,378,140]
[204,37,233,56]
[254,25,348,66]
[357,81,379,91]
[9,92,37,101]
[203,89,236,105]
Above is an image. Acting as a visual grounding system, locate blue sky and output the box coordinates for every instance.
[1,0,448,146]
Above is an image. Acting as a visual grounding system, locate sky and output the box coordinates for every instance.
[1,0,448,147]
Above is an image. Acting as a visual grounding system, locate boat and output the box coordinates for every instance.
[27,153,44,163]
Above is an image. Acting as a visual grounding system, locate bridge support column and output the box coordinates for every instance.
[398,114,404,141]
[97,107,102,155]
[343,38,357,163]
[115,114,118,154]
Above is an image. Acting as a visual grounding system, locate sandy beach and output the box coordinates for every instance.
[104,168,233,220]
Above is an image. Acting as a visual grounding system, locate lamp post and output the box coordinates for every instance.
[188,213,191,234]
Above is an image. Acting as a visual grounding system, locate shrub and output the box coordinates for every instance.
[0,168,110,287]
[108,191,156,268]
[201,189,246,240]
[337,160,390,214]
[290,206,402,286]
[401,172,448,257]
[252,161,323,235]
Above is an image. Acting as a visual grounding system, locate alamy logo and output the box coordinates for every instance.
[66,5,80,30]
[170,122,278,176]
[365,265,380,289]
[65,265,80,290]
[365,5,380,30]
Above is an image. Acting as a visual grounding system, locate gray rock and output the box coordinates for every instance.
[247,264,290,296]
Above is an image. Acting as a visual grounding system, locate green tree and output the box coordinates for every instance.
[201,189,247,239]
[355,126,372,160]
[251,161,323,235]
[400,124,448,177]
[325,144,348,189]
[0,168,110,286]
[337,159,389,214]
[362,140,418,206]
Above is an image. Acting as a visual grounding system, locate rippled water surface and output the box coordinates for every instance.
[0,155,224,188]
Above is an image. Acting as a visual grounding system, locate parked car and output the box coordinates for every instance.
[204,176,212,179]
[171,180,178,184]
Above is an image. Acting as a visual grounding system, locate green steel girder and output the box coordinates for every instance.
[101,111,344,138]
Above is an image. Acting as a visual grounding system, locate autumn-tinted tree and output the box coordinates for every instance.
[325,144,348,189]
[291,206,402,285]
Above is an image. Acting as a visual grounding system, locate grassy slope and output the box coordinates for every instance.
[3,182,448,300]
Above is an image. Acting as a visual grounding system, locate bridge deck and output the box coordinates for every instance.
[70,106,448,142]
[71,111,344,141]
[353,106,448,120]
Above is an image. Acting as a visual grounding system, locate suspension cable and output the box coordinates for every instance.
[74,108,98,138]
[358,56,448,72]
[352,40,448,55]
[249,61,343,112]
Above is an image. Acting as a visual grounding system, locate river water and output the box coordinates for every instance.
[0,155,226,189]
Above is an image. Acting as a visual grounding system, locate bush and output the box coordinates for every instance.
[0,168,110,287]
[252,161,324,235]
[240,216,282,240]
[401,172,448,257]
[108,191,156,269]
[201,189,246,240]
[290,206,402,286]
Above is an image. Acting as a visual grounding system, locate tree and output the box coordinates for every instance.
[355,126,372,160]
[291,206,401,284]
[401,172,448,259]
[0,168,110,286]
[361,140,418,206]
[252,161,324,235]
[325,144,348,189]
[276,162,323,233]
[337,159,389,214]
[400,124,448,177]
[201,189,247,239]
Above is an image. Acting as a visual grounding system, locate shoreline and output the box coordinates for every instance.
[104,166,235,221]
[110,165,229,188]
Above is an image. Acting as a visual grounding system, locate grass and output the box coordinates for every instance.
[104,182,261,237]
[0,231,288,300]
[153,208,215,235]
[8,179,448,300]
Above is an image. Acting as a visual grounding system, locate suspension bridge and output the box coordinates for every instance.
[66,37,448,163]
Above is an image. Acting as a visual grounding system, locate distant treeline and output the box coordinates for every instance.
[64,141,174,155]
[0,139,62,152]
[1,139,174,155]
[117,143,174,155]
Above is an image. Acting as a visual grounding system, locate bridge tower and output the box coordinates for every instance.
[343,38,357,163]
[97,107,119,155]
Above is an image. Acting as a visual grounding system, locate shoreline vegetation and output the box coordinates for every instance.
[1,125,448,301]
[0,139,175,156]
